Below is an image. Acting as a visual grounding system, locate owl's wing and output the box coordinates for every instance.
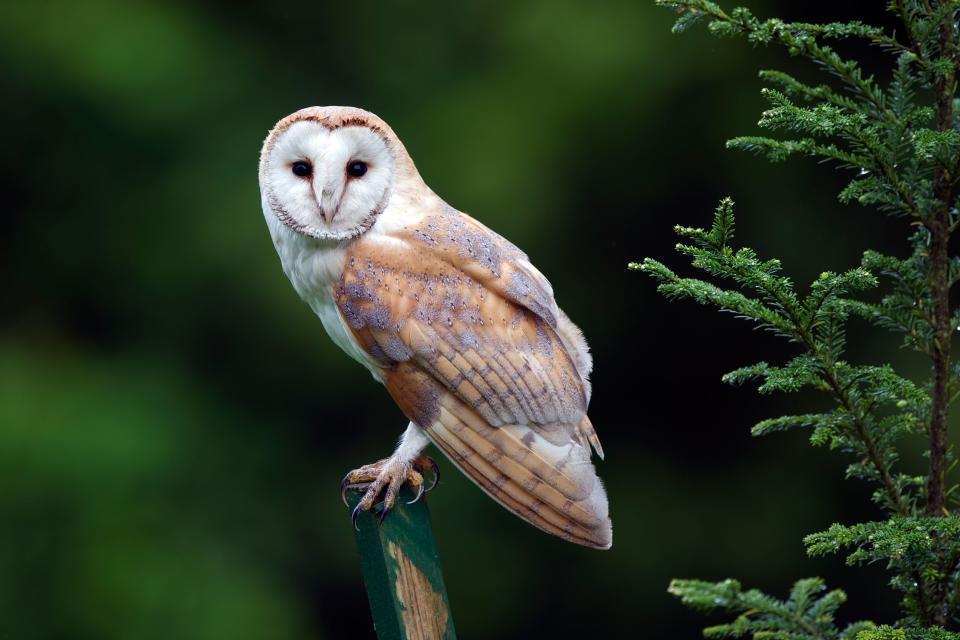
[335,209,611,549]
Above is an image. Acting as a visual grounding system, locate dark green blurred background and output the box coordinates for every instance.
[3,1,944,638]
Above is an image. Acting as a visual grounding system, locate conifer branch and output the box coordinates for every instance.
[636,202,911,516]
[643,0,960,634]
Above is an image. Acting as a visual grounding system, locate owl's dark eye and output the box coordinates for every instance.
[346,161,368,177]
[291,161,312,178]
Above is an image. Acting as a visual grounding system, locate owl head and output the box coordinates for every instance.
[259,106,418,241]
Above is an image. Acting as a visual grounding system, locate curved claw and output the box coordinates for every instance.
[407,481,426,505]
[351,503,363,532]
[340,474,353,507]
[425,460,440,492]
[377,504,390,526]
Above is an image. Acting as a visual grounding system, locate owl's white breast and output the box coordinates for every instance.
[262,204,383,376]
[262,185,438,378]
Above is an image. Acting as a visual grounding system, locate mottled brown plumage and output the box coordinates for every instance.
[334,210,607,546]
[259,106,611,548]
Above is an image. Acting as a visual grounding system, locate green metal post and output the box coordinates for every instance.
[347,487,457,640]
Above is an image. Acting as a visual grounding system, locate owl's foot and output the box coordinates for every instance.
[340,455,439,529]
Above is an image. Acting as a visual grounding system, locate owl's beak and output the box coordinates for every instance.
[313,176,341,225]
[320,200,335,224]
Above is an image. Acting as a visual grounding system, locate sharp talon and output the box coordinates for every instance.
[407,482,425,505]
[351,503,363,531]
[427,461,440,492]
[343,456,434,528]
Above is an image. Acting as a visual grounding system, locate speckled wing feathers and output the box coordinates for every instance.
[384,362,610,548]
[335,208,611,548]
[413,210,561,329]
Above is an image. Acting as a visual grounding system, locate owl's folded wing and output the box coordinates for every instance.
[410,209,562,330]
[383,360,611,548]
[337,209,587,428]
[334,210,611,548]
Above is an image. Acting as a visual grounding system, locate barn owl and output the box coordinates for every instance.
[258,106,611,549]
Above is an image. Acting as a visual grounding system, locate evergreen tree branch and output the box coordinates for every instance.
[758,285,910,516]
[847,127,924,218]
[655,1,895,120]
[647,0,960,633]
[667,577,865,639]
[636,202,912,515]
[820,364,911,516]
